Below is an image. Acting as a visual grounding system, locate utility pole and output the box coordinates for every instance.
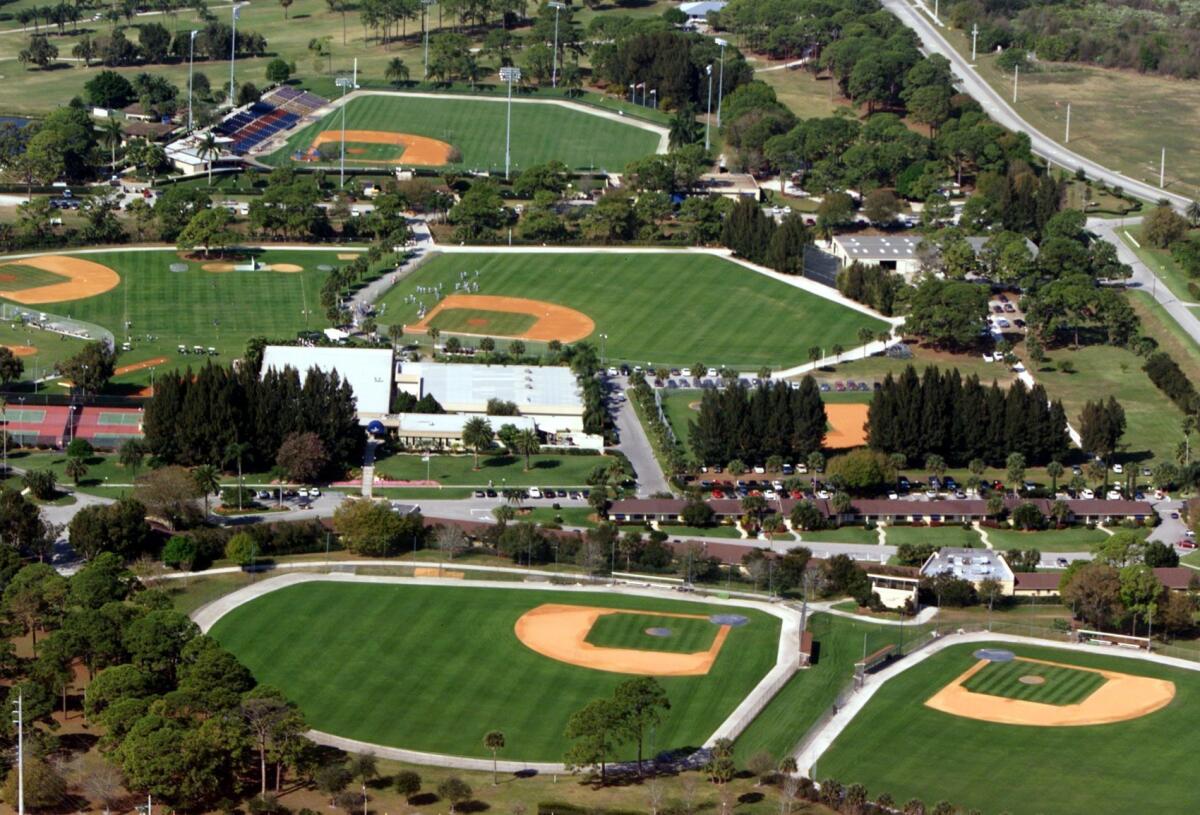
[705,63,713,150]
[1012,64,1018,104]
[971,24,979,62]
[933,0,939,21]
[1161,147,1166,189]
[500,66,521,180]
[1064,102,1070,143]
[549,1,565,88]
[422,0,435,79]
[336,77,352,188]
[187,30,198,132]
[12,693,22,815]
[229,3,242,108]
[715,38,728,127]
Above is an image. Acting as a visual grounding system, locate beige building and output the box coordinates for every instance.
[868,573,920,610]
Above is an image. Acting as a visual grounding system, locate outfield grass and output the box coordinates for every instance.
[8,449,134,490]
[584,612,718,654]
[883,525,982,548]
[984,525,1119,552]
[962,658,1106,705]
[819,642,1200,814]
[0,318,88,381]
[0,249,339,385]
[378,252,887,369]
[210,582,780,760]
[267,93,662,173]
[372,451,603,486]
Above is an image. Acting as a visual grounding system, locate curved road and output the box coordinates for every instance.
[880,0,1191,210]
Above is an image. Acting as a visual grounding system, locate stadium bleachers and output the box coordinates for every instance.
[214,100,304,154]
[263,86,329,117]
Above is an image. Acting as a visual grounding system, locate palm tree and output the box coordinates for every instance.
[501,487,524,510]
[225,441,250,511]
[857,326,874,346]
[71,35,97,67]
[808,346,821,366]
[1046,460,1064,494]
[461,417,493,470]
[831,343,843,362]
[64,457,88,486]
[483,731,505,785]
[515,429,540,471]
[197,132,220,185]
[387,323,404,348]
[192,464,220,516]
[101,117,123,170]
[385,57,410,88]
[118,437,147,476]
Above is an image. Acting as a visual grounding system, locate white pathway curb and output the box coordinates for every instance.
[191,572,802,770]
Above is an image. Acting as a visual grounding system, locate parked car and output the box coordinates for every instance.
[819,382,831,392]
[1080,488,1095,499]
[528,487,543,499]
[309,487,320,497]
[1112,463,1124,474]
[1056,557,1069,567]
[1179,540,1197,550]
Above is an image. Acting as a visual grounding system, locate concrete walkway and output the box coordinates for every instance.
[973,521,992,550]
[192,571,802,770]
[792,629,1200,776]
[806,600,939,628]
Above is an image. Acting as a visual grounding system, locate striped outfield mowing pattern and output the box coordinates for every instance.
[963,659,1108,705]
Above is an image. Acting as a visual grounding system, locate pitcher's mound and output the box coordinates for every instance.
[1019,675,1046,685]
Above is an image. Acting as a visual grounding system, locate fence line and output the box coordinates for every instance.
[1,304,114,350]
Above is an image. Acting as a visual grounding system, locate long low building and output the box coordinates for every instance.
[394,413,537,448]
[1014,567,1199,597]
[607,496,1155,525]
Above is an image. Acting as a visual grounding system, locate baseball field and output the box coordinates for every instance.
[209,582,781,761]
[0,249,345,385]
[817,642,1200,814]
[270,94,664,172]
[376,252,887,369]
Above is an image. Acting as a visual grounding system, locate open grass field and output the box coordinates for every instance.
[372,451,603,486]
[584,612,718,654]
[268,93,663,173]
[379,252,888,370]
[755,66,845,120]
[0,249,338,385]
[210,582,780,760]
[883,525,981,548]
[818,642,1200,814]
[939,25,1200,200]
[984,525,1123,552]
[800,526,879,545]
[961,658,1105,705]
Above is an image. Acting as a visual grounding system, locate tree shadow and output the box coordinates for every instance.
[408,793,438,806]
[458,801,490,813]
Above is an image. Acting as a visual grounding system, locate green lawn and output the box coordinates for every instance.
[372,452,603,486]
[0,249,340,386]
[7,449,133,490]
[377,252,887,369]
[522,507,597,528]
[584,612,718,654]
[819,642,1200,814]
[962,658,1106,706]
[659,524,743,539]
[800,526,879,545]
[266,93,662,173]
[0,319,88,384]
[984,525,1118,552]
[1182,550,1200,568]
[883,525,982,548]
[210,582,780,760]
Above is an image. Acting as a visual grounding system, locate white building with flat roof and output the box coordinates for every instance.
[261,345,394,420]
[395,362,586,435]
[920,547,1015,595]
[395,413,537,448]
[830,235,924,276]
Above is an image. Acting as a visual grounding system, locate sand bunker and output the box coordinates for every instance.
[409,294,595,343]
[0,256,120,304]
[514,603,731,676]
[308,129,454,166]
[824,403,869,448]
[925,656,1175,726]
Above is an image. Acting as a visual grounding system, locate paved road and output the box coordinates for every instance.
[609,379,671,497]
[880,0,1191,210]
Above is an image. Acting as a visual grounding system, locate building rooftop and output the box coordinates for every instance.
[833,235,922,260]
[679,0,727,16]
[921,547,1015,584]
[398,362,583,413]
[395,413,537,434]
[261,345,394,416]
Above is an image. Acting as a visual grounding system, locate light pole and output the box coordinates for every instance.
[336,76,352,188]
[1065,102,1070,143]
[705,63,713,150]
[187,29,198,132]
[600,333,608,365]
[422,0,435,79]
[500,66,521,180]
[970,23,979,62]
[229,3,245,108]
[1012,64,1019,104]
[549,1,565,88]
[650,88,657,109]
[715,38,728,127]
[11,692,22,815]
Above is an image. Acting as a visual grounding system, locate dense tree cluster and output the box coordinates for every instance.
[1062,557,1198,637]
[1144,351,1199,415]
[902,278,989,349]
[836,261,902,316]
[868,365,1070,467]
[143,362,362,479]
[688,379,826,467]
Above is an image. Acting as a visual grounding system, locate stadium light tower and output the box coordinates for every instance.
[714,38,728,128]
[229,3,247,108]
[549,1,566,88]
[705,64,713,150]
[187,30,199,132]
[336,76,353,188]
[500,66,522,180]
[422,0,436,79]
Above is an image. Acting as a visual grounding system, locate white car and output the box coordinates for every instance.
[1106,490,1123,500]
[888,492,899,500]
[680,368,692,377]
[707,368,718,377]
[606,367,618,376]
[309,487,320,497]
[797,464,808,474]
[1112,463,1124,474]
[1080,488,1095,499]
[817,489,831,499]
[528,487,543,499]
[753,466,766,474]
[297,488,309,498]
[763,489,778,500]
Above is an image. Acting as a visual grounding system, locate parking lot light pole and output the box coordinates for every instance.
[336,76,353,188]
[549,1,565,88]
[715,38,728,127]
[500,66,521,179]
[229,3,246,108]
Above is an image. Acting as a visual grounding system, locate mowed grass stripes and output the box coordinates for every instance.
[376,253,888,369]
[210,583,780,761]
[584,612,718,654]
[271,95,662,172]
[963,659,1106,705]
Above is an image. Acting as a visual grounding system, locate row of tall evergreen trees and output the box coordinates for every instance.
[143,362,363,477]
[867,365,1070,467]
[688,378,826,466]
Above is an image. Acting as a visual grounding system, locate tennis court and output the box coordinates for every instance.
[97,411,141,426]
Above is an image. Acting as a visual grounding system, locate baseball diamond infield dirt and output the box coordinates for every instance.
[307,130,454,166]
[408,294,595,343]
[0,256,120,304]
[514,603,731,676]
[4,345,36,357]
[925,656,1175,726]
[823,403,869,448]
